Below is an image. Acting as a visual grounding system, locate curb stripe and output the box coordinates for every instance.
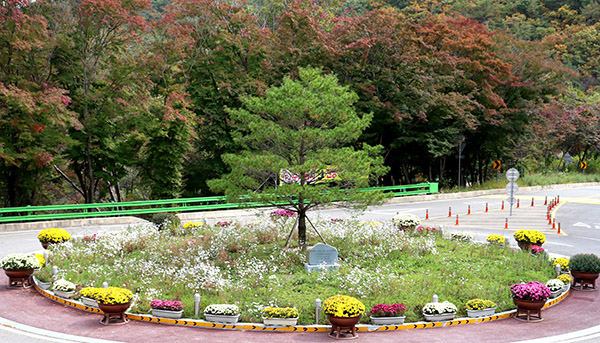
[34,281,570,333]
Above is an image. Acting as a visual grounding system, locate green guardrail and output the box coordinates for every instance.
[0,182,438,223]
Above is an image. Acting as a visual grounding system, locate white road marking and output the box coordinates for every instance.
[515,324,600,343]
[573,222,592,229]
[544,242,574,247]
[571,235,600,242]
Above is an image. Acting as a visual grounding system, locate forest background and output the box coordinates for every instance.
[2,0,600,207]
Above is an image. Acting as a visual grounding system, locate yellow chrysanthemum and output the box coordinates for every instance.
[553,258,570,271]
[38,228,71,244]
[95,287,133,305]
[323,295,365,318]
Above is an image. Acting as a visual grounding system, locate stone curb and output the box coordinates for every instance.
[33,279,570,333]
[0,216,147,233]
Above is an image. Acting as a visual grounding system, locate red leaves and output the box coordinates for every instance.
[30,123,46,133]
[33,151,53,168]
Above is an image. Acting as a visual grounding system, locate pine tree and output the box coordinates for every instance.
[209,67,389,249]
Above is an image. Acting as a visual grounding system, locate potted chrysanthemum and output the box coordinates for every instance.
[79,287,103,308]
[150,299,184,319]
[546,279,565,298]
[557,274,572,292]
[262,306,299,326]
[553,257,570,273]
[422,301,457,322]
[465,299,496,318]
[38,228,71,249]
[391,213,421,231]
[510,281,550,315]
[513,229,545,251]
[1,253,40,288]
[52,279,76,298]
[204,304,241,324]
[95,287,134,325]
[369,303,407,325]
[323,295,365,339]
[33,267,53,290]
[486,234,506,246]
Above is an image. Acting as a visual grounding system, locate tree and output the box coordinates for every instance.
[46,0,152,203]
[208,67,388,248]
[159,0,275,196]
[0,0,78,206]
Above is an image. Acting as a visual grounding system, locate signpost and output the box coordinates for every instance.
[506,168,519,216]
[563,152,572,171]
[493,160,501,170]
[581,161,587,174]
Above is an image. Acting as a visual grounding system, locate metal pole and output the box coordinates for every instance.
[315,298,322,324]
[510,181,514,216]
[194,293,201,316]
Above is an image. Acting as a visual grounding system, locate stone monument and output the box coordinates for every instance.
[304,243,340,272]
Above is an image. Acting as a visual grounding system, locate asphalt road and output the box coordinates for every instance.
[318,185,600,256]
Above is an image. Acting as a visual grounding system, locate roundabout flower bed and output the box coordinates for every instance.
[42,216,555,324]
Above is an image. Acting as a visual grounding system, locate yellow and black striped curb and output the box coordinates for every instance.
[34,282,570,333]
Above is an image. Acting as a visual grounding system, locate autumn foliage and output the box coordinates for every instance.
[0,0,598,206]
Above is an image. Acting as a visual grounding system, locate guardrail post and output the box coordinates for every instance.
[429,182,439,193]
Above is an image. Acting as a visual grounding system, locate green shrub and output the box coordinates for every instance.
[151,213,181,233]
[569,254,600,273]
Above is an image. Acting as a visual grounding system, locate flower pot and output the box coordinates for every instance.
[571,271,599,291]
[513,298,546,310]
[98,302,131,326]
[517,242,532,251]
[327,315,361,339]
[512,298,546,322]
[397,225,415,232]
[5,269,35,288]
[54,290,76,299]
[423,312,455,322]
[33,276,51,290]
[41,242,51,249]
[562,283,570,293]
[369,315,406,325]
[5,269,34,279]
[466,308,496,318]
[81,296,99,308]
[262,317,298,326]
[98,302,131,314]
[550,289,562,299]
[204,313,240,324]
[152,308,184,319]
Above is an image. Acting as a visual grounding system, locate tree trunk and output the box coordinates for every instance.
[439,157,446,183]
[297,192,307,249]
[7,166,19,208]
[298,210,307,249]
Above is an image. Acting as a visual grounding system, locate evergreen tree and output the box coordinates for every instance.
[209,67,389,248]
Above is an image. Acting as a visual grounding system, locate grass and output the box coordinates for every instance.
[39,217,555,324]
